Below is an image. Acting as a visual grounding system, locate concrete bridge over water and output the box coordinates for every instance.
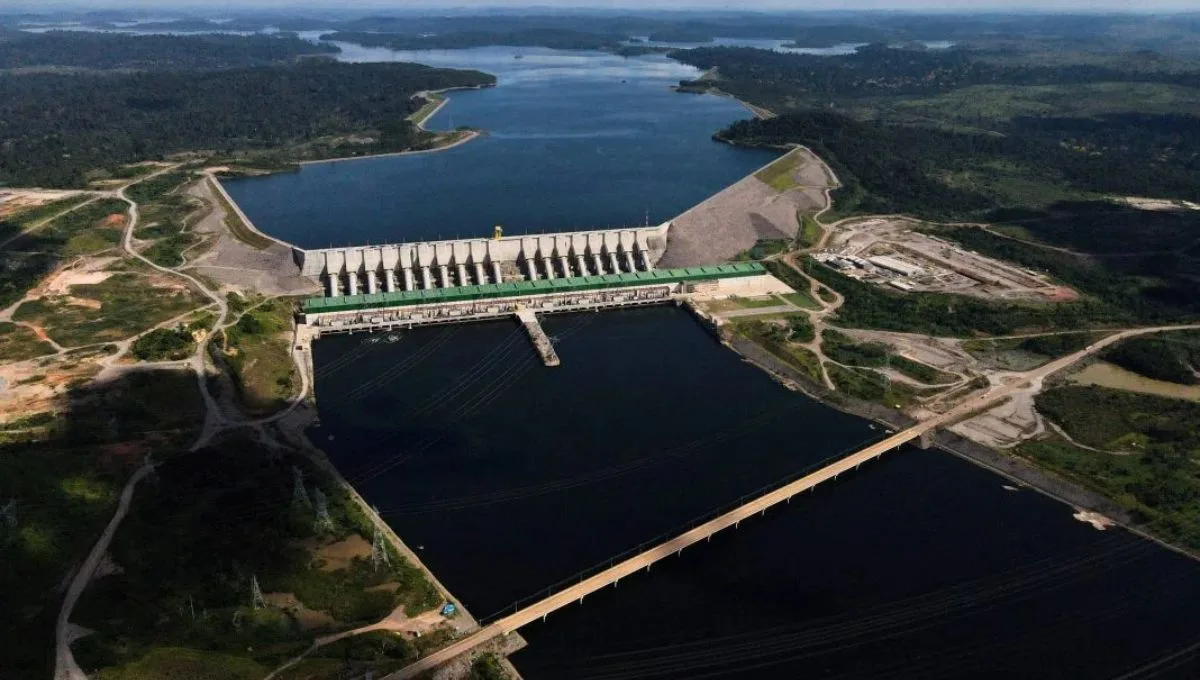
[382,374,1038,679]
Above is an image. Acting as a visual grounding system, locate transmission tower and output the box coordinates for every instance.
[0,499,15,530]
[291,467,312,510]
[312,488,334,533]
[369,508,390,571]
[250,575,267,610]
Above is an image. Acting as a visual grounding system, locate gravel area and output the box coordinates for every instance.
[659,149,831,268]
[183,181,319,297]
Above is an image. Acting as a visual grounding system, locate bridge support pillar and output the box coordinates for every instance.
[917,430,936,450]
[575,253,588,276]
[438,265,452,288]
[456,263,469,287]
[558,256,570,278]
[365,270,378,295]
[383,270,395,293]
[621,250,635,272]
[474,262,487,285]
[525,257,539,281]
[403,267,415,291]
[347,271,358,296]
[542,256,555,280]
[420,266,432,290]
[607,251,620,273]
[490,260,503,284]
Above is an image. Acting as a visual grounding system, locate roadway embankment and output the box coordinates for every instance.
[725,333,1145,536]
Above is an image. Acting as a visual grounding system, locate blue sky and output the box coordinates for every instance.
[16,0,1200,11]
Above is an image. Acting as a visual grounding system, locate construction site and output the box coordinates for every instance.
[813,217,1075,302]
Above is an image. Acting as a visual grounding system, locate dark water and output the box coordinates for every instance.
[222,47,777,248]
[313,307,877,616]
[311,308,1200,679]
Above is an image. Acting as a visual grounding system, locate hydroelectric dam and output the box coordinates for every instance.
[294,222,794,365]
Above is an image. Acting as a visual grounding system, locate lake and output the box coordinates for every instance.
[221,46,778,248]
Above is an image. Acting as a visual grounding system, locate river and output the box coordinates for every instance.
[312,307,1200,679]
[279,42,1200,678]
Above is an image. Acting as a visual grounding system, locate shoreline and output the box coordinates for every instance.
[721,319,1200,563]
[204,173,293,250]
[296,129,482,166]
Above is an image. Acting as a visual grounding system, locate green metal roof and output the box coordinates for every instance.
[303,262,766,314]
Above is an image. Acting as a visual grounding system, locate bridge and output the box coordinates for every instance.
[382,317,1179,679]
[384,388,1012,678]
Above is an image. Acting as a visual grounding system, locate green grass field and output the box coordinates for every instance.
[754,151,803,192]
[406,92,445,126]
[222,299,298,415]
[797,212,824,248]
[733,319,824,383]
[780,290,821,310]
[14,273,203,347]
[0,323,56,361]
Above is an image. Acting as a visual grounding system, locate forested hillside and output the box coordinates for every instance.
[718,111,1200,217]
[675,45,1200,106]
[0,61,494,187]
[0,31,338,71]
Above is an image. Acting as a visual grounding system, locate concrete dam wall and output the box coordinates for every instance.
[296,223,670,297]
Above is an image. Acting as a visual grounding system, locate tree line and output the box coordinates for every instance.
[0,61,495,187]
[0,31,338,71]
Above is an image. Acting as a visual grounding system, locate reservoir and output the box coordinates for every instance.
[283,41,1200,679]
[312,307,1200,679]
[222,47,778,247]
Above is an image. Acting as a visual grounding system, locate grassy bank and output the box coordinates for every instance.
[209,178,273,250]
[1024,386,1200,550]
[220,296,299,415]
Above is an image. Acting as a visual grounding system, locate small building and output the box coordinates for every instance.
[888,279,916,292]
[868,255,923,277]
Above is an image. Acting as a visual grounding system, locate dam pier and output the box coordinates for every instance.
[294,222,793,362]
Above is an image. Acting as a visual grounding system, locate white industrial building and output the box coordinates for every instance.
[868,255,923,277]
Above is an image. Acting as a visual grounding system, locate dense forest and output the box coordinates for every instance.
[675,45,1200,105]
[0,61,494,187]
[0,31,338,70]
[718,111,1200,216]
